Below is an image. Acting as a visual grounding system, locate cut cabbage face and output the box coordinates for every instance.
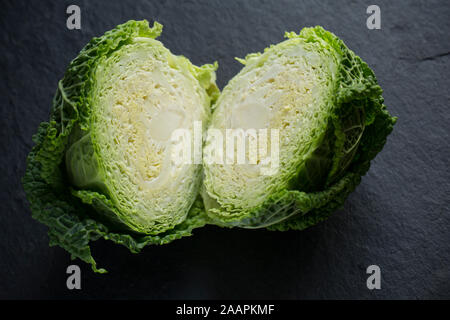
[202,27,392,228]
[64,23,217,234]
[204,37,336,217]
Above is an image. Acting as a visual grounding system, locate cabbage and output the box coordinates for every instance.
[23,22,395,273]
[202,27,396,229]
[22,20,218,272]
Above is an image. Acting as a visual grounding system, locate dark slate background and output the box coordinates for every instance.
[1,0,449,299]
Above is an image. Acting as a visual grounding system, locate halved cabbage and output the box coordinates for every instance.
[23,20,218,271]
[202,27,395,228]
[23,22,395,272]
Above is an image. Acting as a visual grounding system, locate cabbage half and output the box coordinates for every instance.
[23,20,218,272]
[202,27,396,229]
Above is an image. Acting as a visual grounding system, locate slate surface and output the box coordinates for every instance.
[0,0,449,299]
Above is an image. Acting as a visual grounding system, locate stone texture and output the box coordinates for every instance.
[0,0,449,299]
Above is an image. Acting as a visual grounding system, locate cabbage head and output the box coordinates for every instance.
[23,20,218,272]
[23,22,395,273]
[202,27,396,229]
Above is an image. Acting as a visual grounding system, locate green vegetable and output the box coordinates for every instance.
[202,26,396,229]
[23,22,395,273]
[22,20,218,272]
